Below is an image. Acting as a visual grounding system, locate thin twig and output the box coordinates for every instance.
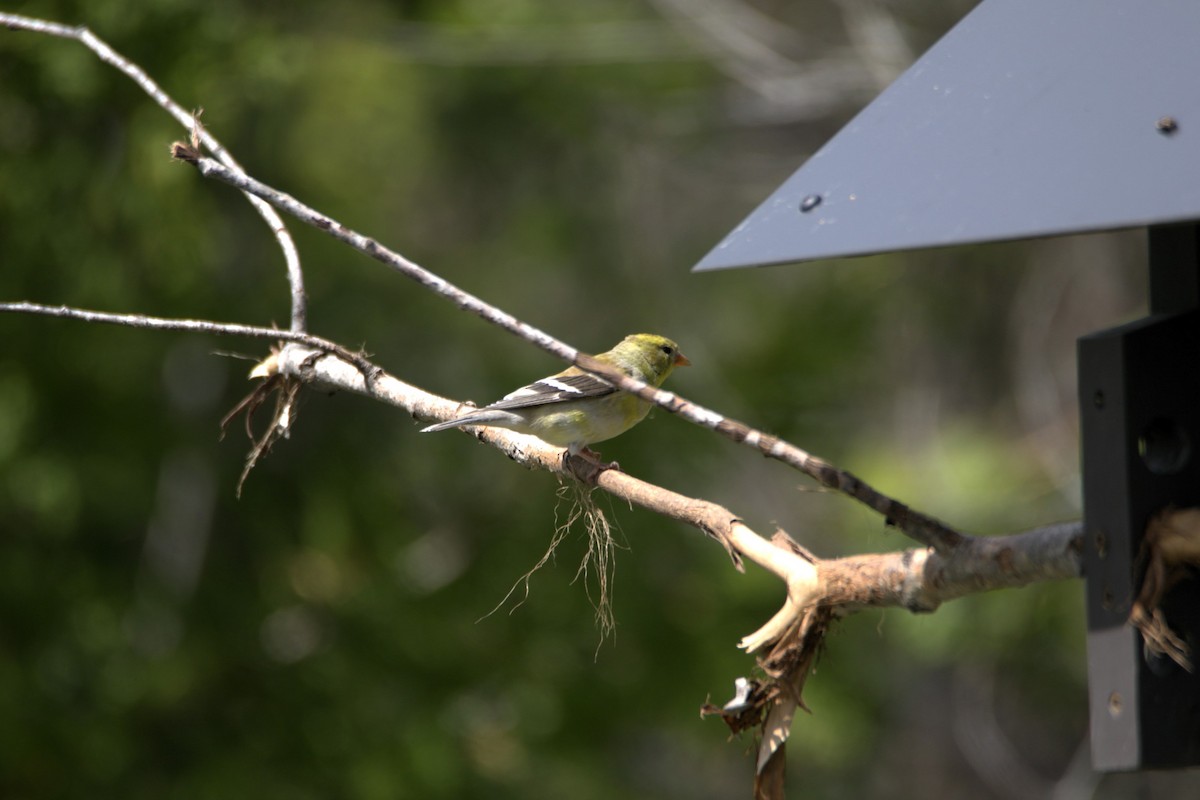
[0,11,308,333]
[169,148,967,554]
[169,146,568,361]
[0,302,375,378]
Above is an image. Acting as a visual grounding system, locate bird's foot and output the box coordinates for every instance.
[562,448,619,483]
[580,446,620,471]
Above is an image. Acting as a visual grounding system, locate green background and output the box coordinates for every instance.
[1,1,1191,797]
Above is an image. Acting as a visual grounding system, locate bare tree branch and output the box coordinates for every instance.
[263,340,1085,657]
[168,145,967,555]
[260,343,1081,619]
[0,11,308,333]
[0,302,376,377]
[818,521,1084,612]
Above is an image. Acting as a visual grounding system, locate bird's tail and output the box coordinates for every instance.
[420,418,469,434]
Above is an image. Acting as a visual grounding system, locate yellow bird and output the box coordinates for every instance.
[421,333,689,457]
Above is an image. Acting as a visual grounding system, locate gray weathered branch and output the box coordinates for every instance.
[169,144,966,555]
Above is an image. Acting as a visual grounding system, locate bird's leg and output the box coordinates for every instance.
[562,449,619,483]
[580,446,619,471]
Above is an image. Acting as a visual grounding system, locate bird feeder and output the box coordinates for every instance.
[694,0,1200,771]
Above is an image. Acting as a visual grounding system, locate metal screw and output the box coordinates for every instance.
[1156,116,1179,134]
[800,194,822,213]
[1094,530,1107,558]
[1108,691,1123,717]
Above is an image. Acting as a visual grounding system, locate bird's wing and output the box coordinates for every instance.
[484,372,617,411]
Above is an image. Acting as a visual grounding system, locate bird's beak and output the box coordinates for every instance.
[674,352,691,367]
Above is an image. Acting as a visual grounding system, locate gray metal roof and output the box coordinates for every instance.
[694,0,1200,271]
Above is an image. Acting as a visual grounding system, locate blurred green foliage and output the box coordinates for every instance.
[2,1,1185,798]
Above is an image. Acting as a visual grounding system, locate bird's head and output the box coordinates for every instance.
[618,333,690,385]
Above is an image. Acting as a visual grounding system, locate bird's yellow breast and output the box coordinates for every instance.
[525,394,649,448]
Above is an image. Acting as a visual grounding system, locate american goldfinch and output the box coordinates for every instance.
[421,333,689,457]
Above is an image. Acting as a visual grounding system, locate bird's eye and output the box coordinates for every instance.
[660,345,674,356]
